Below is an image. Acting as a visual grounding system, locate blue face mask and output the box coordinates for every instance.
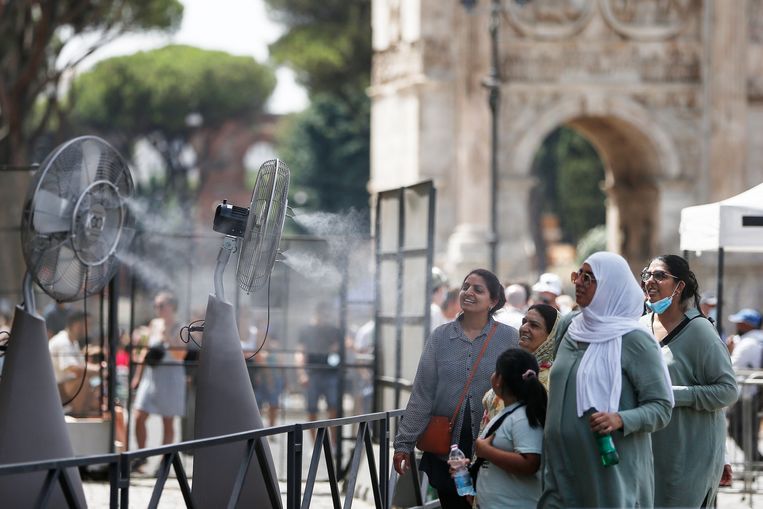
[645,285,681,315]
[646,295,673,314]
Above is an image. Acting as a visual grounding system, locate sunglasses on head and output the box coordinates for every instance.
[640,270,678,283]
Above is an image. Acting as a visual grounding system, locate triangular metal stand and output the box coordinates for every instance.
[0,306,87,507]
[192,294,282,508]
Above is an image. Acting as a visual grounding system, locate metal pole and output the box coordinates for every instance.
[337,249,349,477]
[483,0,501,272]
[716,247,724,336]
[107,277,119,453]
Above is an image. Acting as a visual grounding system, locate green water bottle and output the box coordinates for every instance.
[587,408,619,467]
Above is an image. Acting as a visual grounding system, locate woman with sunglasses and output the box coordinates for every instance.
[393,268,518,509]
[539,252,673,509]
[641,254,737,507]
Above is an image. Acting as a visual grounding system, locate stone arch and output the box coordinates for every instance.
[508,96,681,269]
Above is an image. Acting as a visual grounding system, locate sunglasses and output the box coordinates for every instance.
[570,270,596,287]
[640,270,678,283]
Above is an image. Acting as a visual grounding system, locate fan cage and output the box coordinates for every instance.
[237,159,289,294]
[20,136,134,302]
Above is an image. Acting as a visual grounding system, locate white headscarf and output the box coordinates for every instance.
[569,252,673,417]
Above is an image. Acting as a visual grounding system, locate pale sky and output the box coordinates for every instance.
[62,0,308,114]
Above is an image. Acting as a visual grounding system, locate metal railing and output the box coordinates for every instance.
[723,370,763,506]
[0,409,406,509]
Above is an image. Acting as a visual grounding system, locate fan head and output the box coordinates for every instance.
[20,136,134,302]
[237,159,289,294]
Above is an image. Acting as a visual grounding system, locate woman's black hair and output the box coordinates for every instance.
[495,349,548,428]
[526,303,558,333]
[650,254,701,310]
[464,268,507,315]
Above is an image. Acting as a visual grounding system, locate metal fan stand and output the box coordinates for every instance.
[213,235,238,301]
[21,272,36,313]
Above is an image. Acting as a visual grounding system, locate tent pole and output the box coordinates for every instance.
[716,247,724,336]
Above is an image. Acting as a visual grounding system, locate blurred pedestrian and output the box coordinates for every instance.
[531,273,561,309]
[442,288,461,321]
[494,284,527,329]
[641,254,737,507]
[243,310,284,428]
[351,319,374,415]
[393,268,518,509]
[726,308,763,467]
[431,267,450,331]
[131,291,187,471]
[43,301,71,339]
[48,310,100,416]
[539,252,673,508]
[296,301,342,434]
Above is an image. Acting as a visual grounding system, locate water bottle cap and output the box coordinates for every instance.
[450,444,458,449]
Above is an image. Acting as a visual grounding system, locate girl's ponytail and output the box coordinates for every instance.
[523,374,547,428]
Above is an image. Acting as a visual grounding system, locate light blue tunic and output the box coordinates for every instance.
[475,402,542,509]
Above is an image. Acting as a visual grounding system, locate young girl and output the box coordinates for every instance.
[473,349,547,509]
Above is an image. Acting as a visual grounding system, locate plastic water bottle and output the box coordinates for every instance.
[586,408,620,467]
[448,444,475,496]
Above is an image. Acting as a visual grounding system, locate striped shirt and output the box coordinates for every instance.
[394,317,519,455]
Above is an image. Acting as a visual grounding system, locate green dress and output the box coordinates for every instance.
[539,326,673,508]
[644,309,738,507]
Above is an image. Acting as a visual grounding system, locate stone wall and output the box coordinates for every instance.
[370,0,763,324]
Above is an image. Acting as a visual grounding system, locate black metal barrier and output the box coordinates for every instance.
[0,409,408,509]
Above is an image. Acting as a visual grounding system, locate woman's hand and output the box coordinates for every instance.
[589,411,623,434]
[393,451,411,475]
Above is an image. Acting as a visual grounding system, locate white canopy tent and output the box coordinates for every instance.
[679,182,763,333]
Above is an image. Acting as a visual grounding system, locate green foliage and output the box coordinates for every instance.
[576,225,608,264]
[532,127,606,244]
[278,89,370,219]
[71,45,276,136]
[0,0,183,163]
[264,0,372,223]
[264,0,371,93]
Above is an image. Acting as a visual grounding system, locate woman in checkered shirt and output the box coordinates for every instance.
[392,268,519,509]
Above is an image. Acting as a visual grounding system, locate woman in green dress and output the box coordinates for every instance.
[539,251,673,508]
[642,254,737,507]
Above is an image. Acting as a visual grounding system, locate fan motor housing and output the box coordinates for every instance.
[213,200,249,238]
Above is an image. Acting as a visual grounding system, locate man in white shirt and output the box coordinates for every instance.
[728,308,763,463]
[48,310,95,415]
[494,283,527,330]
[430,267,449,332]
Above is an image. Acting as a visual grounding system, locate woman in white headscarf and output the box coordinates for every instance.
[538,252,673,509]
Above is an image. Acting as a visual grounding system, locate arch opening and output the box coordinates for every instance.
[524,114,663,274]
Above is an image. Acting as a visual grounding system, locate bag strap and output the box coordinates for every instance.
[482,403,525,438]
[469,403,525,473]
[650,311,705,347]
[449,323,498,428]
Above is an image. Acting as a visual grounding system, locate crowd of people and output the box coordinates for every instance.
[34,249,762,500]
[394,252,753,509]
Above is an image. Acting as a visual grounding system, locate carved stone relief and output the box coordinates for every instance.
[502,43,700,83]
[600,0,692,40]
[504,0,595,39]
